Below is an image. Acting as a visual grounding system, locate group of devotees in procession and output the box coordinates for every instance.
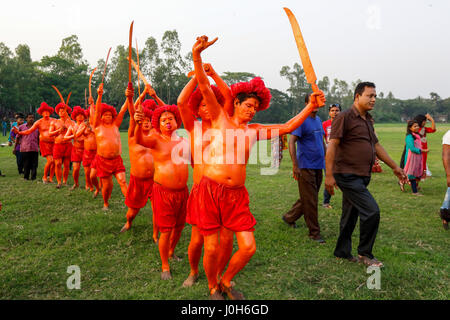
[12,35,448,300]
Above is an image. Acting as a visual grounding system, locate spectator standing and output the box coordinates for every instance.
[322,103,341,209]
[11,113,25,174]
[282,93,326,243]
[414,114,436,179]
[325,82,408,267]
[18,113,40,180]
[440,130,450,230]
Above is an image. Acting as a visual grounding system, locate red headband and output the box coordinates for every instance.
[71,106,86,121]
[100,103,118,118]
[188,85,225,117]
[37,102,54,116]
[230,77,271,111]
[142,99,158,110]
[151,105,182,133]
[55,102,72,115]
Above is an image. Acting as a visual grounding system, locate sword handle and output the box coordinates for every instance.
[311,83,319,93]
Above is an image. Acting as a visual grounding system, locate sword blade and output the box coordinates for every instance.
[283,7,318,92]
[101,47,111,84]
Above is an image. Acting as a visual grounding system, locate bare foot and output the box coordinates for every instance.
[169,254,182,262]
[210,290,225,300]
[42,179,48,184]
[56,184,62,189]
[182,273,199,287]
[161,271,172,280]
[220,282,244,300]
[120,223,130,233]
[102,205,109,211]
[93,190,99,199]
[70,184,78,191]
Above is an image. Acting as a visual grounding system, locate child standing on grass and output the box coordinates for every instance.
[404,120,428,196]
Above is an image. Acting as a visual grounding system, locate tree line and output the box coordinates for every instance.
[1,32,449,127]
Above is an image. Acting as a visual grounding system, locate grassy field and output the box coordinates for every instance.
[0,123,448,300]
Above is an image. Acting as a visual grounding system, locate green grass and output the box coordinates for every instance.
[0,123,449,299]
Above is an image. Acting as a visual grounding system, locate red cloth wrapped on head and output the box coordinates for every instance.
[100,103,117,118]
[142,99,158,110]
[151,105,182,133]
[37,102,54,116]
[188,85,225,117]
[71,106,86,121]
[55,103,72,115]
[142,106,154,120]
[230,77,271,111]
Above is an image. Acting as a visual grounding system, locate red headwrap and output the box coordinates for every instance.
[71,106,86,121]
[142,106,154,120]
[151,105,182,133]
[55,103,72,115]
[84,106,91,118]
[230,77,271,111]
[142,99,158,110]
[100,103,118,119]
[188,85,225,117]
[37,102,54,116]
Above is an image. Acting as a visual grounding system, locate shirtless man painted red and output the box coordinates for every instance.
[13,102,56,183]
[120,85,161,243]
[192,36,325,299]
[135,103,189,280]
[64,106,86,190]
[178,64,236,288]
[49,102,74,188]
[91,83,129,210]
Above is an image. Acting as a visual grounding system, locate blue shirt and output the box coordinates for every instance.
[291,115,325,169]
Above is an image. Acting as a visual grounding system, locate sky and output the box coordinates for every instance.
[1,0,449,100]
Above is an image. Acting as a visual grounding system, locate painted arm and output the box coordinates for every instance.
[132,85,149,117]
[134,111,157,149]
[148,86,165,106]
[126,86,136,138]
[443,144,450,187]
[48,121,62,137]
[375,142,408,183]
[253,91,326,140]
[177,76,198,132]
[192,36,223,121]
[75,123,87,138]
[93,84,103,128]
[204,63,233,116]
[64,125,75,141]
[114,99,129,127]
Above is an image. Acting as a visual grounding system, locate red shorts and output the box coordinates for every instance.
[82,149,97,168]
[186,184,200,226]
[39,141,54,158]
[91,154,126,178]
[125,174,154,209]
[152,182,189,233]
[53,143,72,160]
[71,146,84,162]
[197,176,256,236]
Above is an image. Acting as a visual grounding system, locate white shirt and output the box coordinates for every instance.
[442,130,450,145]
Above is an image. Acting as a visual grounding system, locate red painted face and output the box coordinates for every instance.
[76,114,85,123]
[235,97,259,122]
[58,108,68,118]
[159,111,178,135]
[142,117,152,131]
[42,111,50,118]
[197,99,210,120]
[101,111,113,124]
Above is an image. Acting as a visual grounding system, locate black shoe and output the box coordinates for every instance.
[311,237,326,244]
[282,216,298,228]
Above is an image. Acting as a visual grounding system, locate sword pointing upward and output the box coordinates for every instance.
[283,7,319,93]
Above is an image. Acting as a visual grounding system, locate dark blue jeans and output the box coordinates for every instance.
[15,151,24,174]
[333,173,380,259]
